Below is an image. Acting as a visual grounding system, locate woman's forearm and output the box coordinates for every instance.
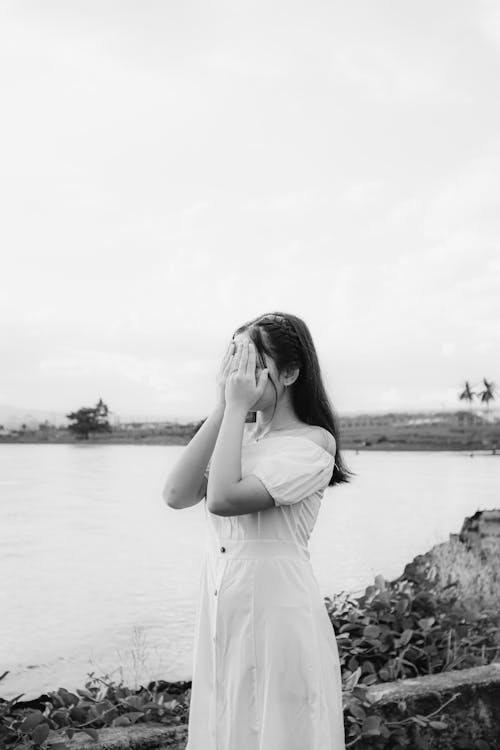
[162,405,225,505]
[207,404,247,507]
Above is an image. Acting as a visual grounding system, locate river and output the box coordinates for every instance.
[0,444,498,700]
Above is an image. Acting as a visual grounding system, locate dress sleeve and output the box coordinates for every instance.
[246,437,335,507]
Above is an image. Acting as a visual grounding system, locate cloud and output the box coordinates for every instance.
[423,147,500,237]
[344,181,385,207]
[240,189,326,215]
[476,0,500,45]
[39,349,176,395]
[332,45,447,103]
[1,2,499,418]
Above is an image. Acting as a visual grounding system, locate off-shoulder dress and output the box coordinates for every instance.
[185,424,345,750]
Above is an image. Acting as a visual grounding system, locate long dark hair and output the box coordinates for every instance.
[233,311,354,486]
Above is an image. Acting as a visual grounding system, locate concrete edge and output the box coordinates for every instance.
[367,662,500,704]
[62,722,187,750]
[62,664,500,749]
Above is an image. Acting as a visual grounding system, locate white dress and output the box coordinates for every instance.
[186,426,346,750]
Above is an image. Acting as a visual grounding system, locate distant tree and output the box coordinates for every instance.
[458,380,477,447]
[66,397,112,440]
[458,381,476,410]
[477,378,497,423]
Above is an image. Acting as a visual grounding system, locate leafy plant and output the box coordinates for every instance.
[0,669,190,750]
[326,573,499,747]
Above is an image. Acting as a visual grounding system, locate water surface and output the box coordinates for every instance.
[0,444,497,700]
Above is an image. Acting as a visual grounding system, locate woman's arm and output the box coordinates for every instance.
[206,403,246,509]
[163,405,225,509]
[207,338,273,516]
[162,339,235,510]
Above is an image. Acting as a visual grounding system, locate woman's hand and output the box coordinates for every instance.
[225,339,268,411]
[215,339,236,410]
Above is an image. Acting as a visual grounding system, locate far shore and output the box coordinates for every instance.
[0,433,498,452]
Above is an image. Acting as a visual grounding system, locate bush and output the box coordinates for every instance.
[327,570,500,746]
[0,670,191,750]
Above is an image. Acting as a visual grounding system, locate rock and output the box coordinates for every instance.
[459,509,500,556]
[363,663,500,750]
[395,510,500,610]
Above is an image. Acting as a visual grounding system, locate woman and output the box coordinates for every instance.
[163,311,353,750]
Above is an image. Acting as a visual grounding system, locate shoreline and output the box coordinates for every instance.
[0,435,497,452]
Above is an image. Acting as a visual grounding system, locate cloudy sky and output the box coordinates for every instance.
[1,0,499,422]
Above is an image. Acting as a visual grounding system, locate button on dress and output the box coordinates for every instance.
[186,427,346,750]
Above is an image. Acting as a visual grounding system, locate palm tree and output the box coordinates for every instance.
[477,378,497,423]
[459,380,475,409]
[458,381,477,448]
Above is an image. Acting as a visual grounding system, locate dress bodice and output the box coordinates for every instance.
[203,425,335,552]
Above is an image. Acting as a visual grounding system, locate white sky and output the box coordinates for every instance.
[1,0,499,421]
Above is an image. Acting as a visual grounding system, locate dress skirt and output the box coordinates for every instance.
[185,537,346,750]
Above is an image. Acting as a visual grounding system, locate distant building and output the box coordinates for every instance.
[118,420,196,435]
[338,410,488,430]
[454,410,487,427]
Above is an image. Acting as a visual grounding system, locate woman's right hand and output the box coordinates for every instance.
[215,339,236,410]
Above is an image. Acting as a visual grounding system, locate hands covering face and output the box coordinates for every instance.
[216,339,236,409]
[225,338,269,411]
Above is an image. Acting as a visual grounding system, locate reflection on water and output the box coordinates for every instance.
[0,444,498,700]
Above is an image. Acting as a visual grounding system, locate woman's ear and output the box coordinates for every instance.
[283,367,299,387]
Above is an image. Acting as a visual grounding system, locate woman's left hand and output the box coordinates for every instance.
[225,339,269,411]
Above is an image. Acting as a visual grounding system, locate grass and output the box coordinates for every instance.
[87,625,177,693]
